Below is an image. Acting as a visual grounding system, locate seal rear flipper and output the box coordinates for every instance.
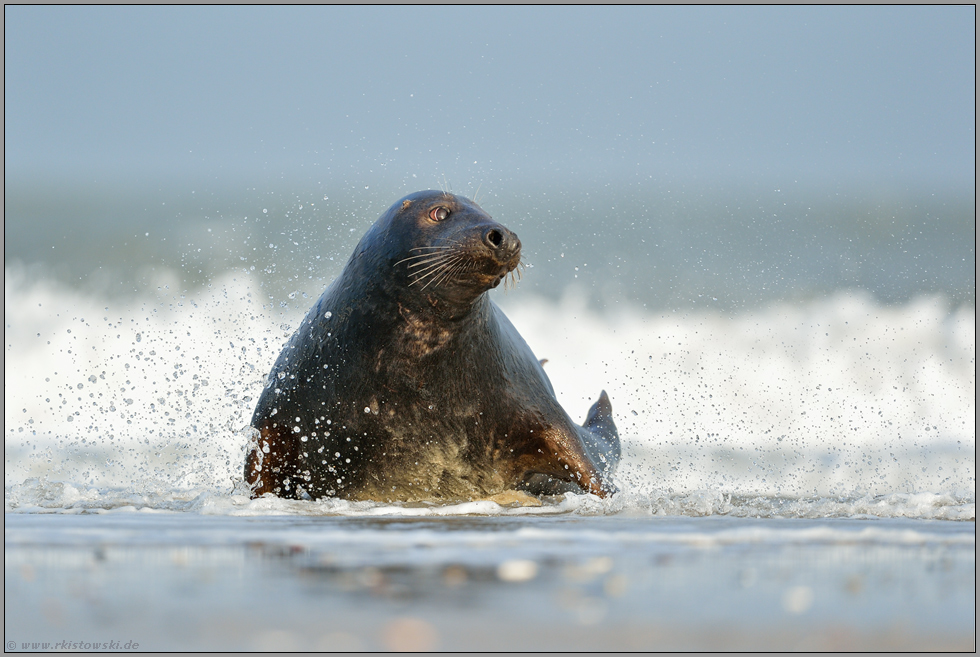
[582,390,621,472]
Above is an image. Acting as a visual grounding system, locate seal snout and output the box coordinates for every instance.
[483,226,522,264]
[480,224,523,291]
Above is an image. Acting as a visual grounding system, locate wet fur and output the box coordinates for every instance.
[245,191,619,501]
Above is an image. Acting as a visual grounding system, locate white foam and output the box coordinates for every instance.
[4,267,975,518]
[500,289,975,502]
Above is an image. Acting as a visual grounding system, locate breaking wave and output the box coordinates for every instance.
[5,267,975,520]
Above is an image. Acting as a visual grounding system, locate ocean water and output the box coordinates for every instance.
[4,187,976,650]
[4,267,975,514]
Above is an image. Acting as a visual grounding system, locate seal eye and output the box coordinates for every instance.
[429,206,450,222]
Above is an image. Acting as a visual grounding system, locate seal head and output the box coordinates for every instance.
[245,190,620,502]
[369,190,522,312]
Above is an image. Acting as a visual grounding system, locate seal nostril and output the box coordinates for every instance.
[487,229,503,248]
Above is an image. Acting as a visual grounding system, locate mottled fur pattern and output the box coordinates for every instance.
[246,191,620,501]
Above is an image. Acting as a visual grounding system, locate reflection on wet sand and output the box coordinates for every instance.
[5,513,974,651]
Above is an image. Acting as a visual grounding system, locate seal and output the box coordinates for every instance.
[244,190,620,502]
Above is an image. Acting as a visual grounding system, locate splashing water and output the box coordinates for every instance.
[4,267,974,520]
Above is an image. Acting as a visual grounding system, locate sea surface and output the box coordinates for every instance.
[4,185,976,650]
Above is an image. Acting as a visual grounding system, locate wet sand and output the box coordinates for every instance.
[4,513,974,651]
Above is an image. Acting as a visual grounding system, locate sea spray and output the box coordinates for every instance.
[5,267,975,518]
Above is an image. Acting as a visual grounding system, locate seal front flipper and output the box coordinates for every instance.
[515,413,617,498]
[244,420,306,499]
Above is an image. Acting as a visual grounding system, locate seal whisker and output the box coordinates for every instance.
[397,246,463,265]
[427,265,456,290]
[442,258,470,287]
[449,259,473,286]
[405,243,459,252]
[402,249,451,257]
[394,242,463,264]
[417,265,455,290]
[503,257,525,291]
[455,259,477,279]
[411,255,465,288]
[395,247,460,267]
[425,255,468,290]
[405,253,458,268]
[407,254,461,277]
[425,239,463,250]
[395,253,451,267]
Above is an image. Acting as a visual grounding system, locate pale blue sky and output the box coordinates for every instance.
[5,5,976,191]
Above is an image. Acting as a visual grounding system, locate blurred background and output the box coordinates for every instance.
[4,14,974,651]
[5,5,975,311]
